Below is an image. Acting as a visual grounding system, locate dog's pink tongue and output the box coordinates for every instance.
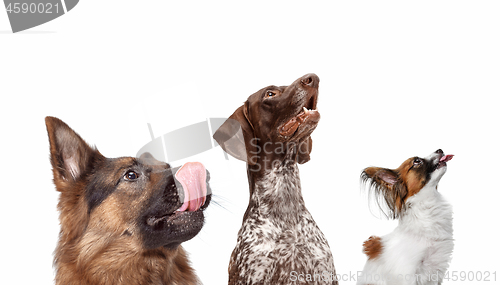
[440,154,454,163]
[175,162,207,212]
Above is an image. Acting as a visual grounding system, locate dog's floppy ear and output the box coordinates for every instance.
[361,167,407,219]
[297,136,312,164]
[45,116,103,185]
[213,102,258,165]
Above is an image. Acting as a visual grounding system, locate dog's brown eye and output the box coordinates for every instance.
[124,171,139,181]
[265,91,276,98]
[413,158,422,165]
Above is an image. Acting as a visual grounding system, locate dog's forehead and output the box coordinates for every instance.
[139,160,174,175]
[106,156,171,174]
[106,157,137,169]
[246,85,294,111]
[249,85,288,99]
[138,157,169,167]
[396,157,418,172]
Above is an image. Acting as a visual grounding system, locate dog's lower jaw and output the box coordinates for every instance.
[229,163,338,285]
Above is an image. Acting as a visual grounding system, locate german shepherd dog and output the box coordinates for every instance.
[45,117,211,285]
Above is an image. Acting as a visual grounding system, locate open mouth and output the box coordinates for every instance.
[433,154,454,171]
[279,94,320,137]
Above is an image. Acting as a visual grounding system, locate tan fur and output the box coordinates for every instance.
[395,158,428,200]
[53,166,200,285]
[46,117,200,285]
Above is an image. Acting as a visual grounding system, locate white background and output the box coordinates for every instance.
[1,1,499,284]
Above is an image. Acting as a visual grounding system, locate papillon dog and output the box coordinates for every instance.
[357,149,454,285]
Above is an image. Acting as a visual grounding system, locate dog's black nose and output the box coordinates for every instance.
[300,73,320,88]
[436,149,443,154]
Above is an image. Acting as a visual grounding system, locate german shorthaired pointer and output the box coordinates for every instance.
[214,74,338,285]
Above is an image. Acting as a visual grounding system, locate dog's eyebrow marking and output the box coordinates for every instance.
[116,159,141,174]
[266,85,279,90]
[118,165,136,173]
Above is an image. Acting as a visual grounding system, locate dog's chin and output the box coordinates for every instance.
[161,211,205,249]
[143,195,211,249]
[145,210,204,250]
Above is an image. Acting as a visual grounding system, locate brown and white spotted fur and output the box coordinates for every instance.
[214,74,338,285]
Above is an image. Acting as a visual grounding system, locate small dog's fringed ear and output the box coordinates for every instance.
[45,117,103,185]
[297,136,312,164]
[213,102,258,165]
[361,167,407,219]
[362,167,398,186]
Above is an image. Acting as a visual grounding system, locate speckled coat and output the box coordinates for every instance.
[228,160,338,285]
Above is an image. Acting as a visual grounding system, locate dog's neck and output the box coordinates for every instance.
[246,158,308,226]
[398,186,453,240]
[56,242,199,285]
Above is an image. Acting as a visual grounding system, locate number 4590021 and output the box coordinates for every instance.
[444,271,497,282]
[6,2,60,14]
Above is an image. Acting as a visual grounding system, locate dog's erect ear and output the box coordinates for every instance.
[361,167,407,219]
[45,117,103,184]
[297,136,312,164]
[213,102,258,165]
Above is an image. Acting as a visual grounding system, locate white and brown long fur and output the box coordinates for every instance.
[358,150,454,285]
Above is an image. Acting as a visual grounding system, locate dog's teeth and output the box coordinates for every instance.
[303,107,309,113]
